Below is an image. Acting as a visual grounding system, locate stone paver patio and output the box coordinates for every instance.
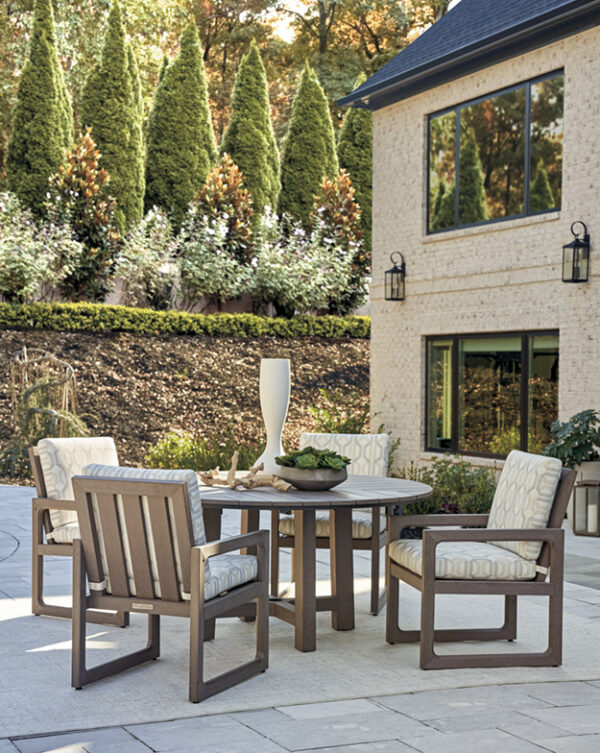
[2,483,600,752]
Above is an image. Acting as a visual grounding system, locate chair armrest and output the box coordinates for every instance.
[195,530,269,561]
[423,527,563,545]
[33,497,78,513]
[388,513,489,541]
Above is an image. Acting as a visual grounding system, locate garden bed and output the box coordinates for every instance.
[0,328,369,481]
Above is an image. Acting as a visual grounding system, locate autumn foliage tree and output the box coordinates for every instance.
[311,169,366,314]
[47,129,121,302]
[193,153,254,263]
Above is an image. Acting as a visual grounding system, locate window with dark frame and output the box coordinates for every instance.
[428,71,564,233]
[426,332,559,458]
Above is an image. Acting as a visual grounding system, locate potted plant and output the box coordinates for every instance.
[543,409,600,529]
[275,446,351,490]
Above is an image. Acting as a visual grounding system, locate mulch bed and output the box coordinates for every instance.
[0,330,369,480]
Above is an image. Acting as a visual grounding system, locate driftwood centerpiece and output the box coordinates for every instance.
[199,451,291,492]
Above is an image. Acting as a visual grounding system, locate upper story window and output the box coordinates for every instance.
[427,71,564,233]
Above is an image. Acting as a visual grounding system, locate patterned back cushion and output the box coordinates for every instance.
[82,464,209,591]
[37,437,118,529]
[487,450,562,561]
[299,433,390,477]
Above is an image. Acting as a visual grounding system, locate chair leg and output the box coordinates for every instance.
[270,511,280,598]
[385,571,401,644]
[71,541,158,690]
[189,550,269,703]
[419,581,436,669]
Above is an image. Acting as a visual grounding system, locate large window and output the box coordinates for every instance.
[428,71,564,233]
[426,332,558,457]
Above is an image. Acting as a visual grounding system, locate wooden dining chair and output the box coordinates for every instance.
[29,436,127,626]
[70,466,269,702]
[271,433,391,615]
[386,450,576,669]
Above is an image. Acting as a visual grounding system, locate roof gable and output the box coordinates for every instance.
[340,0,600,110]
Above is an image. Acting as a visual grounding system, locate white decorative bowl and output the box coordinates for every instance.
[275,466,347,491]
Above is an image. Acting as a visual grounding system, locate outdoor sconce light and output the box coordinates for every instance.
[385,252,406,301]
[563,221,590,283]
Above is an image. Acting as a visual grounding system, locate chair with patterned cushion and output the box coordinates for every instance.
[70,465,268,702]
[386,450,576,669]
[271,433,391,615]
[29,437,127,625]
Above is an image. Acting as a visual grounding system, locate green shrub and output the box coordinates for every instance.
[308,388,370,435]
[145,428,264,472]
[543,409,600,468]
[396,455,497,517]
[116,208,175,309]
[0,302,370,339]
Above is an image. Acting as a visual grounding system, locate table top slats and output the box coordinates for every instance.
[199,476,432,510]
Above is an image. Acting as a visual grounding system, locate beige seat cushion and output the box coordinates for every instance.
[279,510,385,539]
[49,521,80,544]
[299,433,391,477]
[487,450,562,560]
[194,554,258,602]
[389,539,537,581]
[37,437,118,530]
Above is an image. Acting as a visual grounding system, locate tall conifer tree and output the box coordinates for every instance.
[127,44,143,120]
[530,159,555,212]
[81,0,144,231]
[221,40,279,218]
[145,22,216,230]
[278,63,338,226]
[7,0,73,215]
[337,74,372,254]
[458,137,487,225]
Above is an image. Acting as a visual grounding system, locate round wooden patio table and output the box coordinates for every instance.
[199,475,432,652]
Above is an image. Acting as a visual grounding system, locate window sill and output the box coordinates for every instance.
[422,211,560,244]
[419,450,505,470]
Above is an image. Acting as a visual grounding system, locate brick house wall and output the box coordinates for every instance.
[370,25,600,469]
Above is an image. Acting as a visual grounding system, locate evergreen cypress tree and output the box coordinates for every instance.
[221,40,279,218]
[144,22,216,230]
[158,55,169,85]
[278,63,338,226]
[81,0,144,232]
[431,179,455,231]
[127,44,143,120]
[7,0,73,215]
[530,159,554,212]
[337,74,372,254]
[458,137,487,225]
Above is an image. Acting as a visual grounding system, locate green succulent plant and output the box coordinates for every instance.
[276,446,351,471]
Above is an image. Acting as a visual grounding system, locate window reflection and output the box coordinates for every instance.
[427,72,563,232]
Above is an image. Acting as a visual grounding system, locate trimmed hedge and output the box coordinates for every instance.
[0,303,370,339]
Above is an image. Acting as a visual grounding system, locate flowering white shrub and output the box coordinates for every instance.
[175,202,253,311]
[0,193,81,303]
[116,208,175,308]
[251,210,354,316]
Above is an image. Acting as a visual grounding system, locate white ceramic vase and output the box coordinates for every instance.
[254,358,291,475]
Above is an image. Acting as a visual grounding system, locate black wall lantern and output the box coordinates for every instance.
[563,221,590,283]
[385,252,406,300]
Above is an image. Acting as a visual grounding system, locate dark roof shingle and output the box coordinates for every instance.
[340,0,600,109]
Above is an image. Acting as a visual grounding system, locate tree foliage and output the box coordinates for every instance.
[6,0,73,216]
[278,63,338,226]
[530,159,555,212]
[337,73,372,254]
[47,129,121,302]
[194,153,254,263]
[145,21,216,231]
[220,40,280,218]
[81,0,144,232]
